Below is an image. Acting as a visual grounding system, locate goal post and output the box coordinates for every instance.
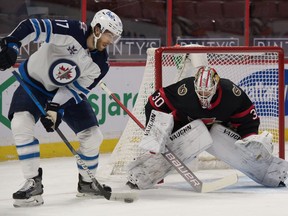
[97,45,285,179]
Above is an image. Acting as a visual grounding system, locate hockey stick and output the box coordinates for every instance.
[12,71,137,202]
[99,81,238,193]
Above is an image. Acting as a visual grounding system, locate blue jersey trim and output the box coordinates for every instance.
[73,81,89,95]
[66,86,82,103]
[31,19,40,41]
[43,19,52,43]
[7,43,19,54]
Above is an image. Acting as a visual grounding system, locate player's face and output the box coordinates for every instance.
[196,89,213,99]
[195,85,217,109]
[96,30,116,51]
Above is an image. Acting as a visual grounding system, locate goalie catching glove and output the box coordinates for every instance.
[40,102,62,132]
[0,36,21,71]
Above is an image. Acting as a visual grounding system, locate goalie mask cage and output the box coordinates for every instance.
[97,46,285,179]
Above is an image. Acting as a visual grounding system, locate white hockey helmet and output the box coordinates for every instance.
[91,9,123,44]
[194,66,220,109]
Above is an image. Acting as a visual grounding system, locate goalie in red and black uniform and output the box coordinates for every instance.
[126,66,288,190]
[145,66,260,137]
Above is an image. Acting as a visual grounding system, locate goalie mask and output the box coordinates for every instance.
[194,66,220,109]
[91,9,123,47]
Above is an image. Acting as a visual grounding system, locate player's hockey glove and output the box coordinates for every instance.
[0,36,21,71]
[40,102,62,132]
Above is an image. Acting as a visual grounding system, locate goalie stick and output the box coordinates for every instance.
[12,71,138,202]
[99,81,238,193]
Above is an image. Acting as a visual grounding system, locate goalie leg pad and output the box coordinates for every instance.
[169,120,213,164]
[127,153,172,190]
[262,157,288,187]
[127,120,212,189]
[207,124,288,187]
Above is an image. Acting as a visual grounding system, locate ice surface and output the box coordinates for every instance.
[1,154,288,216]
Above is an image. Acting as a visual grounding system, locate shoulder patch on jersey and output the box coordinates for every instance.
[178,84,187,96]
[49,59,80,86]
[232,84,241,96]
[67,45,78,55]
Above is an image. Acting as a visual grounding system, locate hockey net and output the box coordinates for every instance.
[97,45,285,179]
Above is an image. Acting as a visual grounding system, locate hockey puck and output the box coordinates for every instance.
[124,198,134,203]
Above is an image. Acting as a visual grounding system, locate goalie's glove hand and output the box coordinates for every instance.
[40,102,62,132]
[0,36,21,71]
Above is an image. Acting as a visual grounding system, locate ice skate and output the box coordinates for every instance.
[76,174,111,198]
[13,168,44,207]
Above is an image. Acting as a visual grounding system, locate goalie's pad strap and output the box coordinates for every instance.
[207,124,288,187]
[128,120,212,189]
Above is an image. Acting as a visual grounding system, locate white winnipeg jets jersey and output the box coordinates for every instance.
[10,18,109,104]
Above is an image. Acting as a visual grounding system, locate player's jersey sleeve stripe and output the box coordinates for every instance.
[42,19,52,43]
[72,81,89,95]
[159,88,177,111]
[230,105,255,118]
[30,19,41,41]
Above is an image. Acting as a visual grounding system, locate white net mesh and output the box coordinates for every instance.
[97,46,284,179]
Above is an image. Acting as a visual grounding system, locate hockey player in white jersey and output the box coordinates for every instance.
[126,66,288,190]
[0,9,122,207]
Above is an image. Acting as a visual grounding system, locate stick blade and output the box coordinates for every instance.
[200,173,238,193]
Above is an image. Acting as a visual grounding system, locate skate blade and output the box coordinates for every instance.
[13,195,44,207]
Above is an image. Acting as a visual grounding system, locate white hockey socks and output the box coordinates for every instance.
[77,126,102,182]
[11,111,40,179]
